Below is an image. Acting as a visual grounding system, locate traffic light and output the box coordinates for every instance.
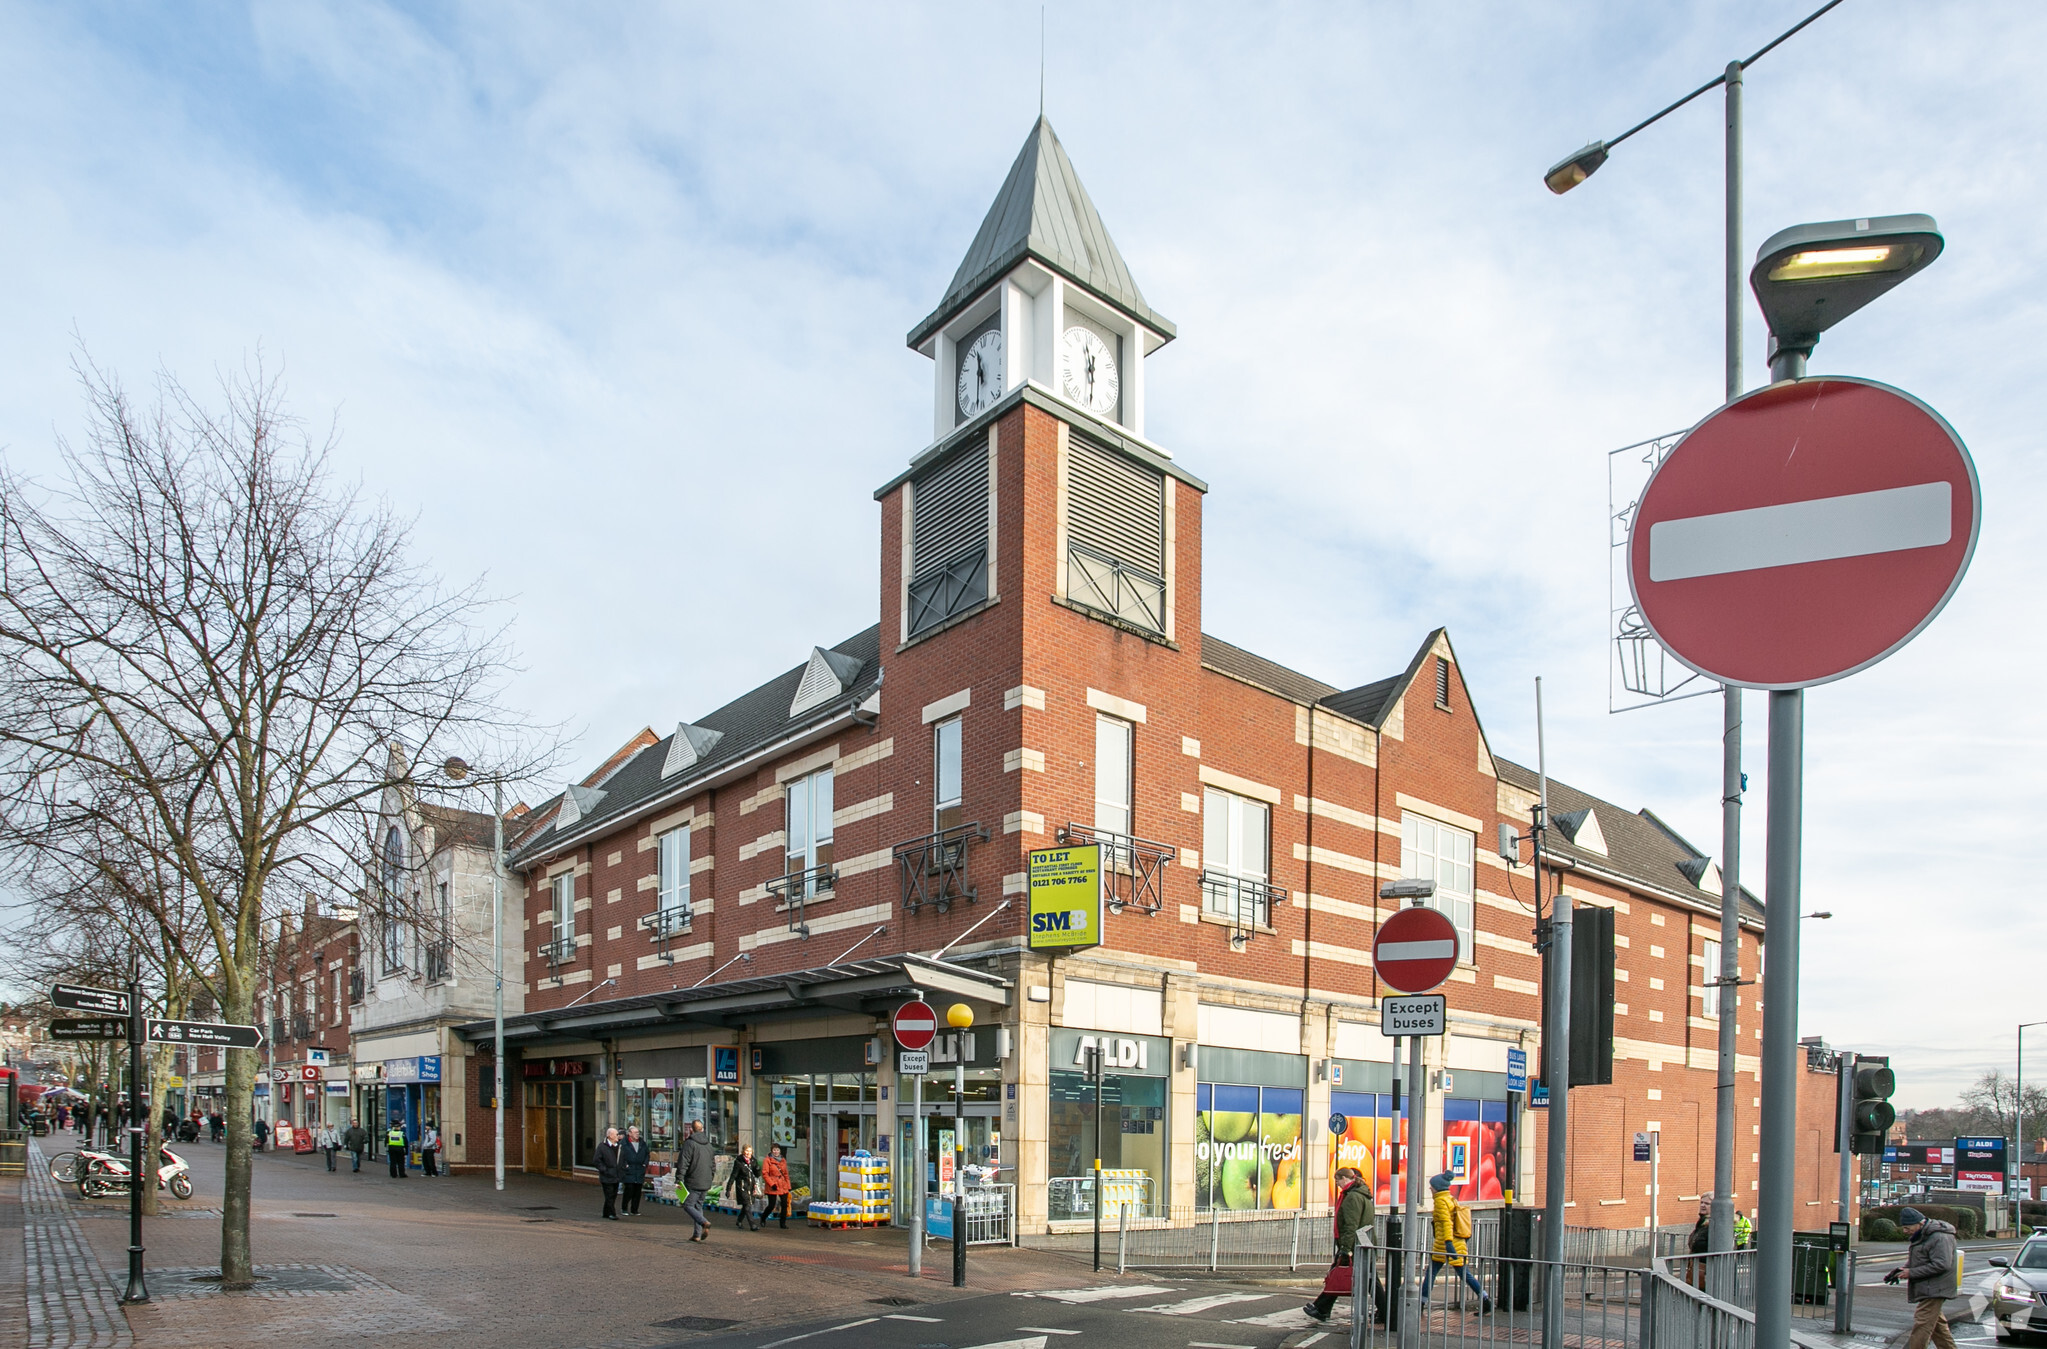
[1850,1058,1896,1155]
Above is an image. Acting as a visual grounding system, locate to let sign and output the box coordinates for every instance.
[1629,377,1979,690]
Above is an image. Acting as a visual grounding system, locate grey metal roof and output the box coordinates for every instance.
[510,627,882,863]
[1495,759,1765,921]
[451,953,1009,1046]
[908,117,1176,350]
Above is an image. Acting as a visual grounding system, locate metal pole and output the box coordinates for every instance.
[122,964,148,1304]
[2017,1029,2024,1206]
[1755,689,1804,1349]
[1537,677,1572,1349]
[1838,1053,1854,1223]
[953,1058,966,1287]
[909,1068,923,1277]
[1711,54,1747,1264]
[1651,1130,1660,1235]
[493,782,506,1192]
[1091,1047,1103,1273]
[1401,1034,1424,1346]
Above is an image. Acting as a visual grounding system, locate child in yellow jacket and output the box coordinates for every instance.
[1421,1172,1492,1313]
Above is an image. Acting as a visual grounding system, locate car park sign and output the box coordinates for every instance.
[1628,377,1978,690]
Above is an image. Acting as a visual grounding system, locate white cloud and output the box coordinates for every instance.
[0,1,2040,1108]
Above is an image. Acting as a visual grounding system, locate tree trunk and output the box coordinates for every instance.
[140,1041,178,1217]
[220,1040,256,1286]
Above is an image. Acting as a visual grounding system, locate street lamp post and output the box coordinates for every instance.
[2019,1023,2046,1206]
[445,757,509,1192]
[1543,0,1845,1268]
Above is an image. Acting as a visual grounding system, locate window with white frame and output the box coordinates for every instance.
[786,768,835,894]
[553,871,577,945]
[658,825,691,918]
[1094,715,1133,837]
[1701,938,1723,1017]
[1401,811,1475,963]
[332,967,343,1025]
[1202,788,1271,925]
[933,718,963,832]
[382,911,408,975]
[380,823,410,974]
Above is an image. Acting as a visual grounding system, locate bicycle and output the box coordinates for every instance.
[47,1150,87,1184]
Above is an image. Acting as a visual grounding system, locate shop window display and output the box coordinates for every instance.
[1441,1098,1509,1202]
[1329,1090,1409,1208]
[1048,1070,1167,1219]
[1194,1083,1304,1211]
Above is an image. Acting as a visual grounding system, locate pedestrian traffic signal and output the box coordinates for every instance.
[1850,1059,1895,1155]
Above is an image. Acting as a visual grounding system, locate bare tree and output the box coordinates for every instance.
[0,356,543,1285]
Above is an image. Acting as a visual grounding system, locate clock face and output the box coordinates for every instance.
[956,329,1005,418]
[1060,326,1120,416]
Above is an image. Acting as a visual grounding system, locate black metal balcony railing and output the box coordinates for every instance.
[424,940,453,984]
[270,1017,287,1044]
[348,971,365,1003]
[766,864,837,937]
[1199,870,1287,945]
[1055,823,1175,915]
[641,906,693,939]
[894,822,989,915]
[291,1014,312,1041]
[539,933,578,967]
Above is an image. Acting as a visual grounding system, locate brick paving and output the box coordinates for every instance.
[15,1133,1117,1348]
[21,1143,130,1349]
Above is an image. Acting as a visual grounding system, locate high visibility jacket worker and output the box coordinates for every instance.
[1734,1213,1753,1249]
[387,1123,408,1178]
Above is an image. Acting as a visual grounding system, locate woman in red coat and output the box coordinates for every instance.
[761,1144,794,1230]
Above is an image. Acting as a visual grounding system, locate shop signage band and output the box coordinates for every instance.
[1379,993,1447,1037]
[51,983,130,1016]
[48,1017,127,1040]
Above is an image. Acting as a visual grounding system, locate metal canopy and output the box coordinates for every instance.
[454,954,1009,1049]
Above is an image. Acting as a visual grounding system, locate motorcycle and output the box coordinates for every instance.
[79,1144,194,1201]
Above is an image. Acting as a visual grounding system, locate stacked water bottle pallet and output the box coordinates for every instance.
[810,1152,891,1228]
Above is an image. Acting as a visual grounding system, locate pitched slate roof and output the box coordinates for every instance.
[909,117,1175,350]
[1495,758,1764,920]
[511,627,882,862]
[1200,634,1339,705]
[416,804,499,854]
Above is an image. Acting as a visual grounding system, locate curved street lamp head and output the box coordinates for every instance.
[1544,141,1610,195]
[1750,213,1943,377]
[442,756,471,782]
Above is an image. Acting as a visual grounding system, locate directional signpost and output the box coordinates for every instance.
[146,1019,262,1049]
[51,983,130,1016]
[49,1017,127,1041]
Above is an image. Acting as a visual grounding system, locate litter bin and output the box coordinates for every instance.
[1791,1230,1834,1305]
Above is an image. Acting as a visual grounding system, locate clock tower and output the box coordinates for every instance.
[907,117,1177,442]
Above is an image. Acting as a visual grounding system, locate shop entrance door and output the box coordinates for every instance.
[811,1113,879,1200]
[894,1106,1000,1222]
[524,1082,575,1177]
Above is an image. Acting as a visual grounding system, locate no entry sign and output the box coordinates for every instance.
[1628,377,1978,690]
[891,1000,937,1051]
[1373,905,1460,994]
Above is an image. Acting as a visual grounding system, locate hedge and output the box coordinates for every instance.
[1860,1204,1980,1240]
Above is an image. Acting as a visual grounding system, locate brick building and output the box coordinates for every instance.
[416,116,1857,1231]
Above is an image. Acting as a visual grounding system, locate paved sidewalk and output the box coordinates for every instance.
[22,1131,1118,1348]
[21,1146,129,1349]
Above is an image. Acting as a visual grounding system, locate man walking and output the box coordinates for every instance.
[420,1120,441,1178]
[386,1117,408,1178]
[678,1120,715,1242]
[1885,1207,1958,1349]
[343,1117,367,1172]
[619,1125,650,1218]
[596,1127,624,1220]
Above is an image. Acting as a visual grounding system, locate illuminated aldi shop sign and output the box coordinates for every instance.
[1028,844,1102,949]
[1954,1135,2007,1193]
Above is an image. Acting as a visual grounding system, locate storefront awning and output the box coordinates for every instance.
[452,954,1009,1050]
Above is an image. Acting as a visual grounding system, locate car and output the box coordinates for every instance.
[1986,1238,2047,1342]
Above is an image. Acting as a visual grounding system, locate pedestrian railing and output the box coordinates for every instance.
[1662,1246,1856,1333]
[1334,1241,1649,1349]
[961,1184,1016,1246]
[1026,1203,1507,1273]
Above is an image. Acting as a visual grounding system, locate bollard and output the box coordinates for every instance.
[1291,1209,1301,1272]
[1117,1202,1128,1275]
[1210,1205,1221,1272]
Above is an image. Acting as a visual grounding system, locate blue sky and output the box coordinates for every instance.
[2,2,2042,1106]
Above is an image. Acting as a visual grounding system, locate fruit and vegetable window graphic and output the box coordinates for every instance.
[1194,1083,1304,1211]
[1327,1091,1508,1207]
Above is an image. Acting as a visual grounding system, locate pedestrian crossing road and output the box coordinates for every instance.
[695,1280,1337,1349]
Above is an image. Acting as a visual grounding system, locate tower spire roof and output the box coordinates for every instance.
[908,117,1174,350]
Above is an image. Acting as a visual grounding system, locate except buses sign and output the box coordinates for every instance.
[1027,843,1101,950]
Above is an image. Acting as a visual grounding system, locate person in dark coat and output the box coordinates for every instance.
[618,1126,650,1217]
[595,1127,624,1220]
[1304,1167,1387,1323]
[342,1119,368,1173]
[253,1116,269,1152]
[678,1120,716,1241]
[726,1144,763,1231]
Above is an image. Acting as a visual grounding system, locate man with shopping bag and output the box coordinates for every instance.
[1304,1167,1387,1324]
